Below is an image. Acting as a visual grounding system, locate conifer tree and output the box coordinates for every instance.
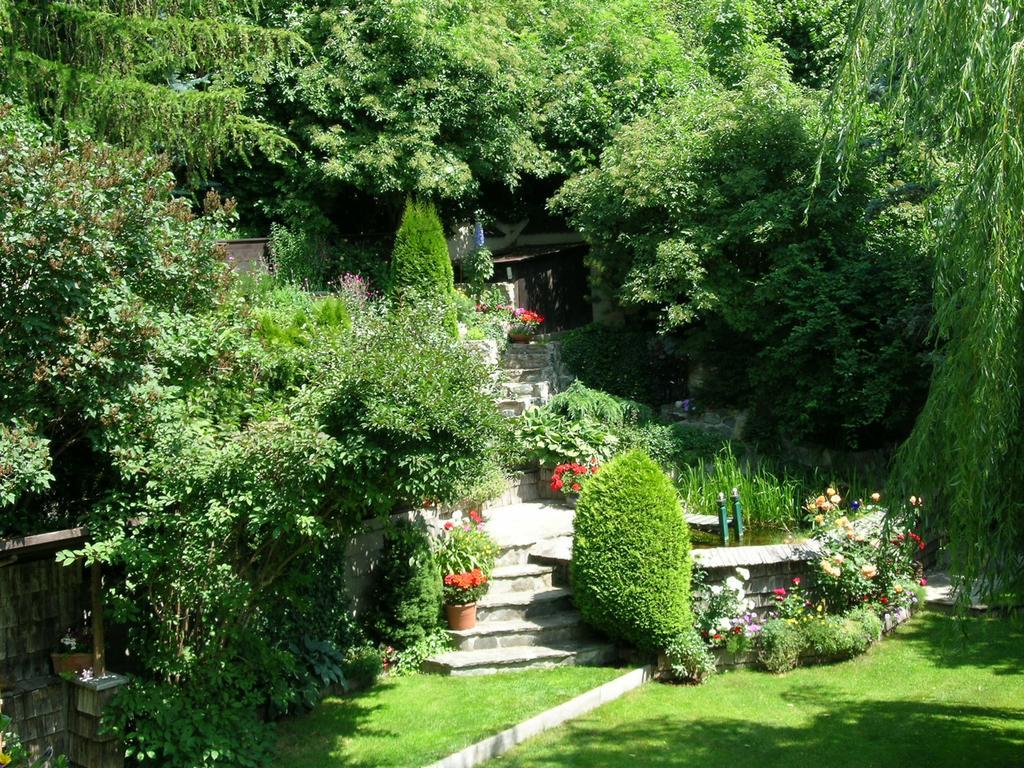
[0,0,304,169]
[389,199,458,337]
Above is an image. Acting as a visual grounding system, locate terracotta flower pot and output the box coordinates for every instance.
[51,652,92,676]
[446,602,478,630]
[508,332,535,344]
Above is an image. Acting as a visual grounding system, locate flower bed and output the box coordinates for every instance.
[663,492,930,680]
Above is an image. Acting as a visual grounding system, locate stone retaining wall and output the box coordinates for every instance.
[693,542,822,610]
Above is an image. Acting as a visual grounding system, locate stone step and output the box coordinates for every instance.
[421,642,618,676]
[447,612,589,651]
[501,348,552,366]
[477,587,574,622]
[496,398,529,417]
[501,381,550,401]
[496,543,535,567]
[501,367,548,383]
[489,563,555,594]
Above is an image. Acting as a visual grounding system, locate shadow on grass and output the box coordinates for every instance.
[501,698,1024,768]
[275,681,389,768]
[896,610,1024,676]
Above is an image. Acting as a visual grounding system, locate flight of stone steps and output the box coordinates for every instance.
[495,342,568,417]
[422,503,617,676]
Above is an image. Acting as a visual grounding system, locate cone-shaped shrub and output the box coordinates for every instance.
[572,449,692,652]
[390,198,457,335]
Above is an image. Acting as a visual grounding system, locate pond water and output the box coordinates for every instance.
[688,526,807,549]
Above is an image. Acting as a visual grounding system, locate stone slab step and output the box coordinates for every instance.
[447,612,588,651]
[496,398,529,416]
[489,563,555,594]
[477,587,574,622]
[501,367,548,383]
[421,642,618,676]
[501,381,550,400]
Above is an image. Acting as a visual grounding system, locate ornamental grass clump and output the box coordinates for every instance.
[572,450,692,653]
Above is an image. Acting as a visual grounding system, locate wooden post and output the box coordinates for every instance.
[91,563,105,677]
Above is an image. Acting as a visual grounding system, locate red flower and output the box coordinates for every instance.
[713,634,723,640]
[773,588,787,596]
[444,522,454,530]
[791,577,801,585]
[919,578,928,586]
[469,509,482,523]
[880,597,889,604]
[572,483,581,492]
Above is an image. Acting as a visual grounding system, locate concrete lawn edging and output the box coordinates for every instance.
[424,665,654,768]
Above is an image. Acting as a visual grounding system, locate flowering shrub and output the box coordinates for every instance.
[442,568,489,605]
[810,498,925,613]
[663,627,717,684]
[435,510,498,585]
[508,307,545,335]
[550,459,599,496]
[692,567,761,652]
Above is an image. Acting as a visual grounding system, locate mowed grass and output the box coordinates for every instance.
[493,612,1024,768]
[276,665,624,768]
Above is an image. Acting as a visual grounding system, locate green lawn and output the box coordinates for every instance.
[494,612,1024,767]
[276,665,625,767]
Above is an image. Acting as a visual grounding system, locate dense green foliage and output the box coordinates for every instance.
[370,520,442,649]
[831,0,1024,600]
[0,0,300,169]
[559,324,683,405]
[556,69,932,449]
[0,112,503,764]
[757,608,882,673]
[516,381,727,469]
[572,450,692,652]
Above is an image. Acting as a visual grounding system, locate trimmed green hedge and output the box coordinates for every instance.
[370,520,442,649]
[571,450,692,652]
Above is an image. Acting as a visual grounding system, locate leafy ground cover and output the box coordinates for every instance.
[276,666,624,768]
[494,612,1024,767]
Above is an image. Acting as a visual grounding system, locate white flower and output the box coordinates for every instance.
[717,619,732,632]
[710,585,724,595]
[725,576,743,592]
[735,588,746,601]
[745,599,756,611]
[736,567,750,581]
[451,511,464,522]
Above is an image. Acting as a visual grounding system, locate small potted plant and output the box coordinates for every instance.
[51,622,92,676]
[550,459,599,507]
[507,308,544,343]
[442,568,489,630]
[435,510,498,630]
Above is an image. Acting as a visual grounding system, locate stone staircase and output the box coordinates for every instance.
[495,342,568,417]
[422,503,617,676]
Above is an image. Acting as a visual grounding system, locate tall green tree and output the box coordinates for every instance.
[829,0,1024,600]
[0,0,303,169]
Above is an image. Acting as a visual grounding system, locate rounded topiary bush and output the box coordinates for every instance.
[571,449,692,652]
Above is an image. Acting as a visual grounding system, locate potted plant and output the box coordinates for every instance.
[435,510,498,630]
[507,308,544,343]
[442,568,489,630]
[50,622,92,676]
[550,459,599,507]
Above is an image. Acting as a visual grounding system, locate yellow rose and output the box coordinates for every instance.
[894,584,904,593]
[826,487,837,497]
[835,516,851,529]
[909,495,918,506]
[815,495,828,509]
[814,514,825,525]
[870,492,881,503]
[861,563,878,579]
[830,494,841,505]
[0,753,11,766]
[833,554,845,564]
